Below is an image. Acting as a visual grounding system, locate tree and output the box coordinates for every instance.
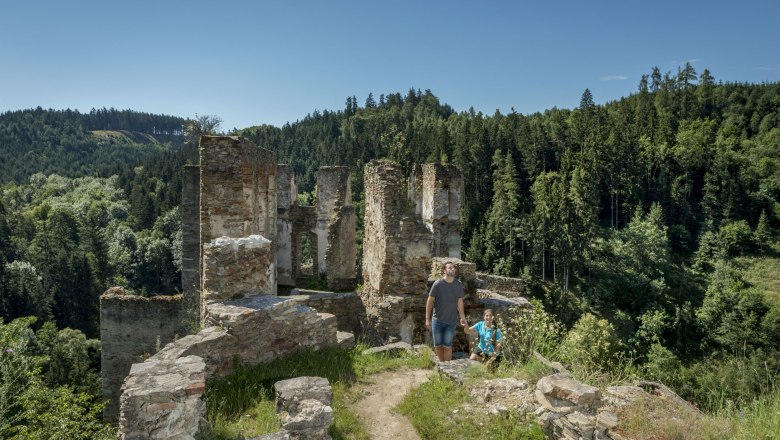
[482,150,522,275]
[579,89,595,111]
[184,114,222,145]
[365,92,376,109]
[753,210,772,251]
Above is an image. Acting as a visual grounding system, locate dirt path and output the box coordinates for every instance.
[352,368,434,440]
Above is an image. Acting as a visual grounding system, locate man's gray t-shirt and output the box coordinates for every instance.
[428,278,464,325]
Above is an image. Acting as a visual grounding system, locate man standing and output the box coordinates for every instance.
[425,261,467,361]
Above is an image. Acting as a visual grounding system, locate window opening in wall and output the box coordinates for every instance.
[299,232,314,276]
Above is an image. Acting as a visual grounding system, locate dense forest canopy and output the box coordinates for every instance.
[1,65,779,436]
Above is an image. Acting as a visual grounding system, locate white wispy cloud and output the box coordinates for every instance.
[756,66,780,71]
[601,75,628,81]
[670,59,702,67]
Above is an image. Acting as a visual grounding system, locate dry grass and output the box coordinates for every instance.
[616,394,731,440]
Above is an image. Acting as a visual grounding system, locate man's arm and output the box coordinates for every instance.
[425,296,434,330]
[457,297,467,327]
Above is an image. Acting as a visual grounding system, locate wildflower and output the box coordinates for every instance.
[4,348,12,353]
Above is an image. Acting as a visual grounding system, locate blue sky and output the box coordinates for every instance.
[2,0,779,130]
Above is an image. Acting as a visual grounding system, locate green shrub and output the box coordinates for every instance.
[560,313,620,371]
[499,299,564,364]
[719,220,753,256]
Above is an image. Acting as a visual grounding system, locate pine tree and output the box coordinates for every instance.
[754,209,772,252]
[365,93,376,109]
[580,89,595,110]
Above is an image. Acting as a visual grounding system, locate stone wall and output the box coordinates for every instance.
[199,135,277,294]
[325,205,356,290]
[274,377,334,439]
[201,235,274,302]
[409,163,464,259]
[276,164,297,287]
[476,272,525,297]
[290,205,317,284]
[316,167,356,290]
[181,165,201,316]
[100,288,189,422]
[362,159,434,297]
[315,167,350,273]
[289,289,365,335]
[118,296,339,438]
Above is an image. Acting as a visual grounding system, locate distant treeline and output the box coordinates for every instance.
[0,107,186,183]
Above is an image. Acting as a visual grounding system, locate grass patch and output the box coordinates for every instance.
[732,252,780,306]
[397,375,545,440]
[722,389,780,439]
[198,344,433,439]
[617,394,729,439]
[616,389,780,439]
[462,357,552,385]
[496,357,553,384]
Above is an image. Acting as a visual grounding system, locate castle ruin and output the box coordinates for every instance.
[100,136,528,437]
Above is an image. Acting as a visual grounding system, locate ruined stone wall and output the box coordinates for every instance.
[201,235,274,302]
[199,135,277,294]
[276,164,297,287]
[181,165,200,316]
[118,297,338,438]
[409,163,464,259]
[362,160,433,297]
[289,290,364,335]
[315,167,356,290]
[326,205,356,290]
[315,167,350,272]
[100,288,188,422]
[290,205,317,284]
[476,272,526,297]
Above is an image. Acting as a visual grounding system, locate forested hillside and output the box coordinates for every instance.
[0,109,192,438]
[0,107,186,184]
[1,64,779,436]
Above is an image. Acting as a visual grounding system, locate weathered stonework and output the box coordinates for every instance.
[359,160,530,346]
[117,296,340,438]
[199,135,277,295]
[476,272,526,297]
[289,289,365,336]
[118,355,205,440]
[316,167,356,290]
[275,377,334,439]
[409,163,464,259]
[100,288,189,422]
[181,165,201,316]
[315,167,350,273]
[276,165,297,287]
[362,160,434,297]
[290,205,318,284]
[325,205,356,290]
[201,235,274,302]
[533,374,627,440]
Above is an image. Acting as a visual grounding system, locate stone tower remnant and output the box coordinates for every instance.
[409,163,464,259]
[276,164,297,287]
[198,136,278,297]
[361,159,480,343]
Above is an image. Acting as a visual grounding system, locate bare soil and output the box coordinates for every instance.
[352,368,434,440]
